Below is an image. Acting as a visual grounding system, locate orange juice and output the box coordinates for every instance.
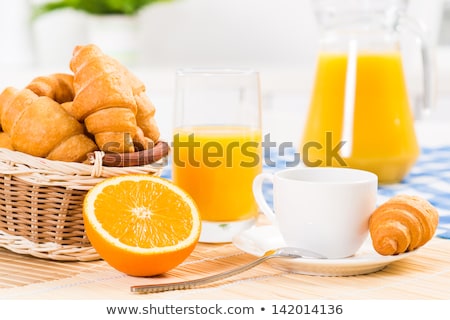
[301,52,419,183]
[172,125,262,222]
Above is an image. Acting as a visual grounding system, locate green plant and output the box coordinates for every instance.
[32,0,174,18]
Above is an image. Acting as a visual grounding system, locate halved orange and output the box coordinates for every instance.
[83,174,201,277]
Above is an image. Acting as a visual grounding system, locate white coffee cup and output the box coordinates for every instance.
[253,167,378,259]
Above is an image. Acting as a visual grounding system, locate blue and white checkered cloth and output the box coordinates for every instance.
[377,146,450,239]
[161,146,450,239]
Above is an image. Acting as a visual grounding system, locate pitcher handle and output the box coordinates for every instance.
[397,14,436,118]
[252,173,276,223]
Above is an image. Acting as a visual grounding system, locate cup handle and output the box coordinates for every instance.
[252,173,276,223]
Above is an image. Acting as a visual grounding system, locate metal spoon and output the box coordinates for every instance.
[130,247,326,294]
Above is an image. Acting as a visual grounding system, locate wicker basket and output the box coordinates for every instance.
[0,148,165,261]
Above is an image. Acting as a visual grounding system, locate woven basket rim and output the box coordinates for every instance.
[0,148,165,190]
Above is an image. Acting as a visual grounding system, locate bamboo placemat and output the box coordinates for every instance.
[1,236,449,300]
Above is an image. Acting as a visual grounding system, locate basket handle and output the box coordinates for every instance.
[87,141,170,167]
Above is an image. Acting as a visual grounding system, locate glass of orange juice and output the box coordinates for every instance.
[172,68,262,243]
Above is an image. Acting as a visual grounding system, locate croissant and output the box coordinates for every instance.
[70,44,139,153]
[60,101,78,119]
[0,87,97,162]
[120,65,160,145]
[70,44,160,153]
[0,86,18,131]
[369,194,439,255]
[26,73,75,103]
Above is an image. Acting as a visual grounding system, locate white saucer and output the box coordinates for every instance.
[232,225,417,276]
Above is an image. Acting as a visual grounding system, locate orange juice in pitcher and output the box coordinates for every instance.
[300,0,434,184]
[302,51,419,183]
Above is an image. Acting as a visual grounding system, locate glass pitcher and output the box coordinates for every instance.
[300,0,434,184]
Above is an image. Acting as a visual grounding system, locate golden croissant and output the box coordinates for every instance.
[70,44,160,153]
[369,194,439,255]
[0,87,15,150]
[0,86,18,132]
[26,73,75,104]
[119,63,161,145]
[0,87,98,162]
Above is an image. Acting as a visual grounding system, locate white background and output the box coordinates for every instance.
[0,0,449,144]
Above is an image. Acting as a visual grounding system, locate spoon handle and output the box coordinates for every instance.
[131,251,278,294]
